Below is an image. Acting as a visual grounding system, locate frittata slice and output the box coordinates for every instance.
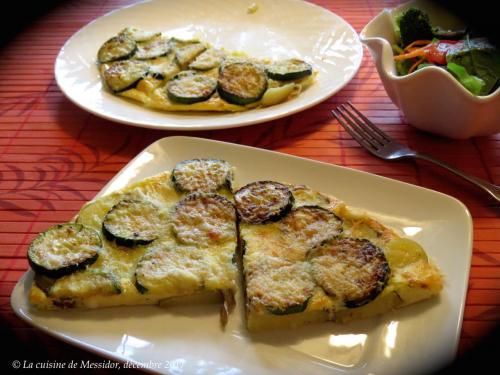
[238,183,443,331]
[28,160,238,320]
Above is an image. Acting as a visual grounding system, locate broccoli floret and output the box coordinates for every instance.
[396,8,434,46]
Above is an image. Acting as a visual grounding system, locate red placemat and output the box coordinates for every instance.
[1,0,498,373]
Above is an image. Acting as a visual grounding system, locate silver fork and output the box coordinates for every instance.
[332,101,500,202]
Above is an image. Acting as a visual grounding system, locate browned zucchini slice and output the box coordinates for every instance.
[189,48,224,70]
[97,35,137,63]
[246,257,314,315]
[171,193,236,246]
[134,36,171,60]
[217,61,267,105]
[49,270,121,298]
[234,181,293,224]
[135,247,204,294]
[266,59,312,81]
[166,70,217,104]
[175,42,207,68]
[147,55,179,80]
[102,199,164,247]
[309,237,390,308]
[102,60,149,93]
[280,205,342,250]
[28,223,101,278]
[119,27,161,42]
[171,158,233,193]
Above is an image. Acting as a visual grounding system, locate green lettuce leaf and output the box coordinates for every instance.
[446,38,500,95]
[447,62,485,95]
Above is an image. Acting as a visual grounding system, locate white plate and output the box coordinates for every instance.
[12,137,472,374]
[54,0,362,131]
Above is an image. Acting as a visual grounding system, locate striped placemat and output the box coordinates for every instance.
[0,0,498,372]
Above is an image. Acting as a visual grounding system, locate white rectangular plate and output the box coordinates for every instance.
[11,136,472,375]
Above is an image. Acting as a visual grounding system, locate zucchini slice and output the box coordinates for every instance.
[134,36,171,60]
[97,35,137,63]
[234,181,293,224]
[34,274,57,295]
[172,158,233,193]
[280,206,342,251]
[266,59,312,81]
[310,237,390,308]
[260,83,296,106]
[166,71,217,104]
[135,247,206,295]
[171,193,237,246]
[147,55,179,80]
[189,48,224,70]
[246,258,314,315]
[135,247,204,294]
[175,42,207,68]
[49,270,121,299]
[28,223,101,278]
[102,60,149,93]
[291,185,332,209]
[217,61,268,105]
[102,199,164,247]
[119,27,161,42]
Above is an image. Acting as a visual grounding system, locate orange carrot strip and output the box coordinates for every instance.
[403,40,432,51]
[394,48,426,61]
[408,58,425,73]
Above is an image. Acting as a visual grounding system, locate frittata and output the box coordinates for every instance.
[28,159,443,331]
[28,159,238,322]
[96,27,316,112]
[236,183,443,331]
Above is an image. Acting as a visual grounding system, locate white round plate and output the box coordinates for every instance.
[54,0,362,131]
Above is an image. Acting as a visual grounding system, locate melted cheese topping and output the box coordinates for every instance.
[148,53,179,80]
[135,36,171,59]
[280,206,342,251]
[29,224,100,270]
[291,186,332,208]
[189,48,224,70]
[173,159,232,193]
[97,29,316,112]
[218,62,267,99]
[98,35,136,63]
[103,60,149,92]
[267,59,311,76]
[246,257,315,313]
[310,238,388,305]
[167,72,217,100]
[120,27,161,42]
[103,200,166,241]
[172,194,236,246]
[175,42,206,68]
[241,184,442,329]
[30,168,442,326]
[31,170,237,310]
[136,247,204,294]
[49,271,120,299]
[235,181,292,223]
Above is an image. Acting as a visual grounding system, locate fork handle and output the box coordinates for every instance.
[414,152,500,202]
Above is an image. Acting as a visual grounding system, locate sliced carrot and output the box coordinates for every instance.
[394,48,427,61]
[403,40,433,52]
[408,58,425,73]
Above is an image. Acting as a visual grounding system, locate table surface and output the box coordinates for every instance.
[1,0,498,372]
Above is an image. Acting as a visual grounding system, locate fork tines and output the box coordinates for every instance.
[332,101,391,152]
